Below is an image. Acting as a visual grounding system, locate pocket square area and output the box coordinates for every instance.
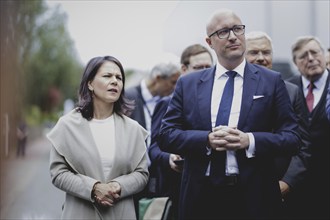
[253,95,264,99]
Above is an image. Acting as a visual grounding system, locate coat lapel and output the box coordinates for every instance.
[310,70,330,121]
[47,110,105,180]
[197,67,216,130]
[237,63,259,129]
[109,114,148,180]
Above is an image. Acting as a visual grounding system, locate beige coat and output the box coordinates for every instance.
[47,110,149,219]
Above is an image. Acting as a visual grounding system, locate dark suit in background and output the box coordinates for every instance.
[126,63,181,219]
[326,82,330,121]
[276,82,311,184]
[275,81,312,219]
[288,36,330,219]
[149,44,214,220]
[149,96,181,219]
[126,85,146,128]
[288,71,330,219]
[244,31,312,219]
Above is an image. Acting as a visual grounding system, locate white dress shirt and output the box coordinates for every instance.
[207,59,255,176]
[140,80,160,147]
[301,69,329,109]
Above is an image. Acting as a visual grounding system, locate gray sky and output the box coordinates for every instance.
[47,0,330,72]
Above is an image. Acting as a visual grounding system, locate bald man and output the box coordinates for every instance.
[158,9,300,220]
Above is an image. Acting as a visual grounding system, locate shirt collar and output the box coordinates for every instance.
[215,59,246,79]
[301,69,328,90]
[140,80,160,102]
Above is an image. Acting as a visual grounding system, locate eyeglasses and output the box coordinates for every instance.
[246,50,272,57]
[191,65,212,70]
[209,25,245,39]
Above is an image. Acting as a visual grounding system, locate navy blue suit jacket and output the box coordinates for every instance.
[327,82,330,121]
[149,96,181,200]
[149,96,172,174]
[158,63,301,219]
[125,84,147,129]
[275,81,311,188]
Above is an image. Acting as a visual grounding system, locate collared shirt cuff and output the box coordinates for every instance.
[246,132,255,158]
[206,146,212,155]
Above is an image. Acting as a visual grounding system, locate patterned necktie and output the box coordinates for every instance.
[306,82,314,112]
[210,71,237,185]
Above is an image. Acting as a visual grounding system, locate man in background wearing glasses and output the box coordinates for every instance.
[288,36,330,219]
[158,8,300,219]
[245,31,312,220]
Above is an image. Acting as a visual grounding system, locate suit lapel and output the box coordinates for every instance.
[310,70,330,120]
[197,67,215,130]
[290,76,310,116]
[136,85,147,128]
[293,70,330,121]
[237,64,259,129]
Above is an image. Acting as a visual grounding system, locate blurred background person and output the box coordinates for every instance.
[327,83,330,122]
[47,55,149,219]
[180,44,214,73]
[16,119,28,158]
[288,36,330,219]
[125,61,181,218]
[326,48,330,69]
[245,31,312,219]
[125,62,181,142]
[149,43,214,220]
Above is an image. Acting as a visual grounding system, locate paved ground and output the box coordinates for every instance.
[0,132,64,219]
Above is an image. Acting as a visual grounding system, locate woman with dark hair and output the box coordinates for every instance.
[47,56,149,219]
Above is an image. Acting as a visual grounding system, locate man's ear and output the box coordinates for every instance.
[206,37,212,49]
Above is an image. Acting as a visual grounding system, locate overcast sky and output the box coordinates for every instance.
[46,0,329,72]
[46,1,181,71]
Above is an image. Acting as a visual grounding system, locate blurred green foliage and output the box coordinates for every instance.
[2,0,138,127]
[8,0,83,124]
